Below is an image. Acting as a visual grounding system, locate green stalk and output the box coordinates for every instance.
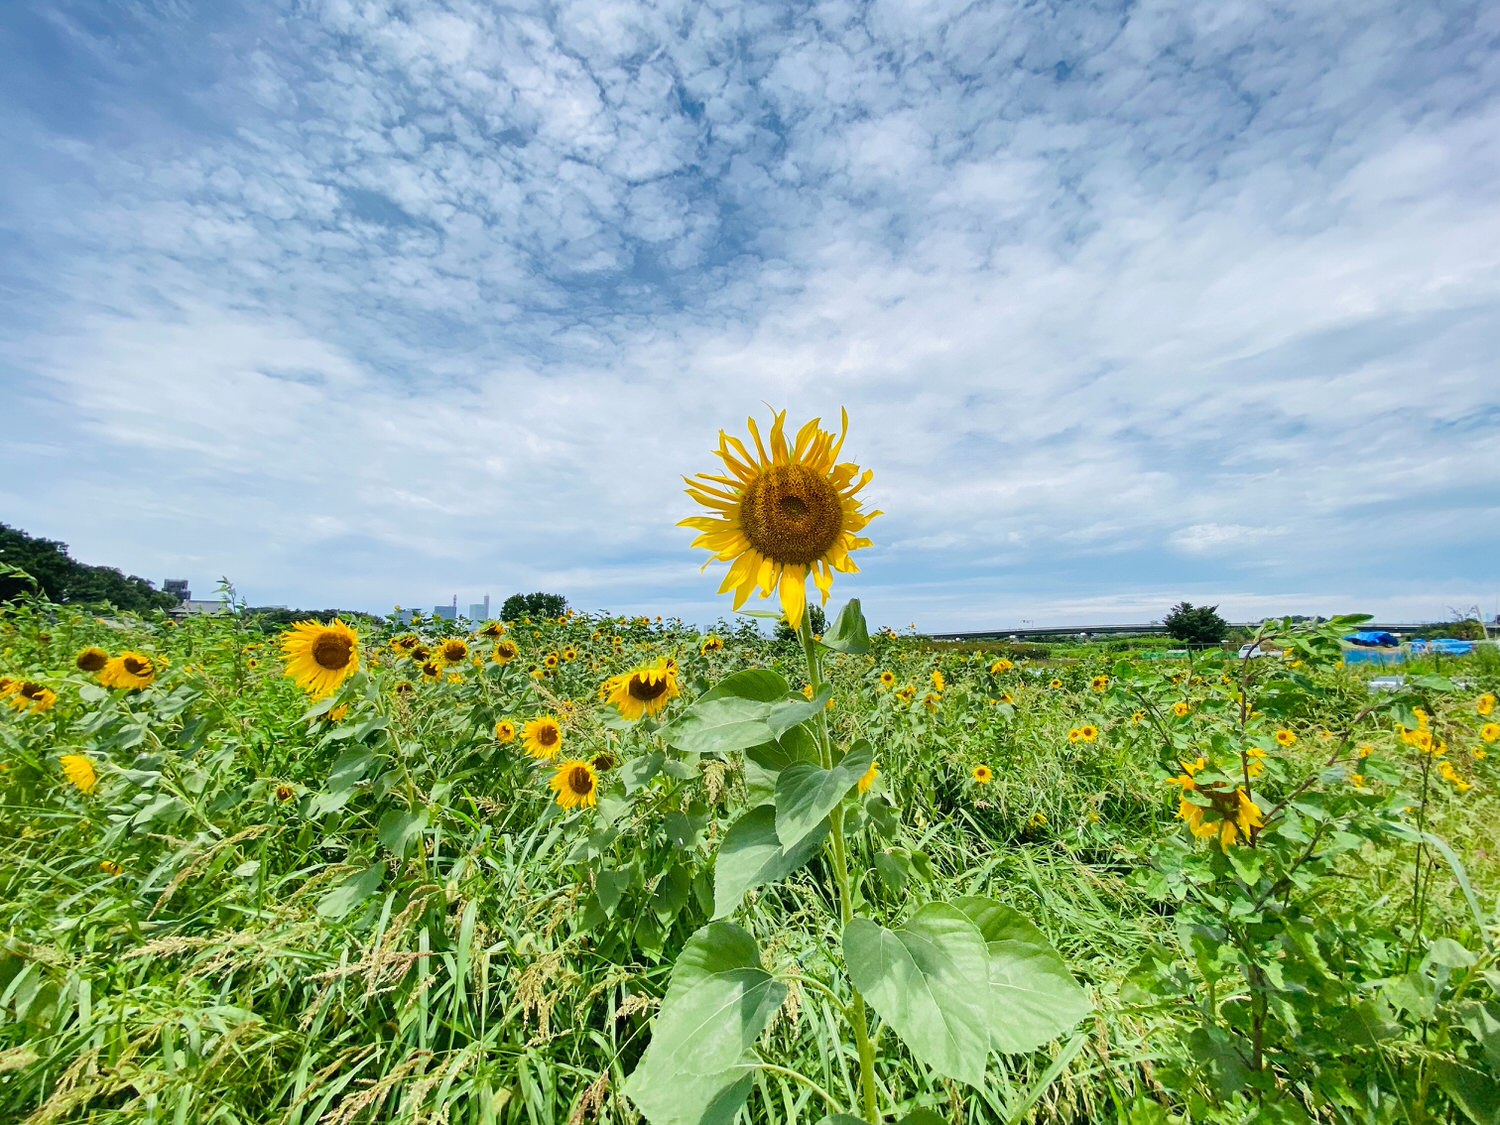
[798,608,880,1124]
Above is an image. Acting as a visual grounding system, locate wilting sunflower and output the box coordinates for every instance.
[522,715,564,760]
[548,759,599,810]
[100,651,157,691]
[491,640,519,665]
[858,760,880,794]
[390,634,419,655]
[591,751,618,773]
[680,409,880,632]
[75,647,108,673]
[494,720,517,743]
[603,660,681,721]
[971,764,994,784]
[438,638,470,665]
[60,753,97,794]
[275,784,296,802]
[393,680,414,696]
[280,620,359,698]
[409,643,432,663]
[477,621,506,639]
[6,680,57,715]
[701,635,725,655]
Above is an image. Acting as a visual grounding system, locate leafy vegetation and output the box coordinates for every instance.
[0,523,177,614]
[1,596,1495,1124]
[501,592,569,623]
[1163,602,1231,646]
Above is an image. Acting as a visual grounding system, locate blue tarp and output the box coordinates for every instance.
[1345,649,1405,666]
[1346,631,1399,647]
[1410,639,1477,656]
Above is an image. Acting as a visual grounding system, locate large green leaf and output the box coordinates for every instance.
[745,724,821,775]
[823,599,870,654]
[624,923,785,1125]
[316,863,386,922]
[950,897,1090,1053]
[844,904,993,1086]
[701,669,790,702]
[713,805,829,918]
[767,686,831,737]
[661,696,778,755]
[1434,1059,1500,1124]
[774,742,874,848]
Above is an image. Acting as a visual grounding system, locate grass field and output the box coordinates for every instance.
[1,598,1496,1125]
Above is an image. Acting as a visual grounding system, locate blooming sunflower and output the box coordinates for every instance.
[6,680,57,715]
[280,620,359,698]
[420,660,443,682]
[931,670,945,693]
[858,760,880,794]
[604,660,681,721]
[990,658,1014,674]
[680,409,880,632]
[701,636,725,655]
[100,651,157,691]
[1172,701,1192,718]
[878,670,896,690]
[522,715,563,760]
[1048,678,1063,690]
[438,638,469,665]
[543,653,560,671]
[494,720,517,743]
[60,753,97,794]
[491,640,519,665]
[1476,693,1494,717]
[972,764,994,784]
[1167,760,1264,850]
[549,759,599,810]
[562,647,578,663]
[1079,724,1099,742]
[1091,676,1109,692]
[75,647,108,673]
[1274,729,1297,747]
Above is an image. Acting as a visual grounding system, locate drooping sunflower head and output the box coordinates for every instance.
[8,680,58,714]
[478,621,506,639]
[280,620,360,698]
[75,647,109,673]
[100,651,157,692]
[700,635,725,655]
[548,759,599,810]
[420,659,443,681]
[591,751,618,773]
[522,715,563,760]
[494,720,517,743]
[990,658,1014,675]
[60,753,97,794]
[604,660,682,721]
[440,638,469,665]
[680,409,880,632]
[100,860,124,877]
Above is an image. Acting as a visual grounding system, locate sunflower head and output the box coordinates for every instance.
[548,759,599,810]
[700,635,725,654]
[100,860,124,877]
[878,670,896,689]
[275,784,296,802]
[990,658,1014,674]
[971,764,994,784]
[522,715,563,760]
[1079,724,1099,742]
[858,760,880,794]
[1049,678,1063,690]
[562,647,578,662]
[8,680,58,715]
[280,620,359,698]
[1173,701,1192,718]
[75,647,109,673]
[494,720,517,743]
[100,651,157,692]
[604,660,681,721]
[1274,729,1297,747]
[680,409,880,633]
[440,638,470,664]
[492,640,519,665]
[1091,676,1109,692]
[478,621,506,639]
[60,753,97,794]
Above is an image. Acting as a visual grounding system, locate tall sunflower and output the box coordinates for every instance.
[603,660,681,721]
[280,619,360,698]
[100,652,157,691]
[548,758,600,810]
[680,409,880,632]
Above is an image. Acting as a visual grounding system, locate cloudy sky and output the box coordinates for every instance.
[2,1,1497,631]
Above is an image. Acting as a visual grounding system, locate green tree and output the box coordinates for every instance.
[500,591,568,622]
[774,603,827,642]
[1162,600,1230,645]
[0,523,177,613]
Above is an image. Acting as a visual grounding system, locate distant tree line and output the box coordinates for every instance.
[0,523,178,614]
[500,592,568,622]
[240,607,385,632]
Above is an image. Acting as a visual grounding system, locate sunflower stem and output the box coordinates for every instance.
[798,607,879,1124]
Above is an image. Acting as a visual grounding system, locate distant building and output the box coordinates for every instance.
[468,594,492,622]
[432,604,457,621]
[178,599,225,616]
[164,579,191,600]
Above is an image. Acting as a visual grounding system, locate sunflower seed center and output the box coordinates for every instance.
[739,464,844,566]
[313,635,353,670]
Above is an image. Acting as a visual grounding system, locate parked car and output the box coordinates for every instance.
[1237,642,1278,659]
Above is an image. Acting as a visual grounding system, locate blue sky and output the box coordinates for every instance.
[2,0,1497,630]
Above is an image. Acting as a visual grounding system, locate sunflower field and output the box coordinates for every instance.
[2,412,1498,1125]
